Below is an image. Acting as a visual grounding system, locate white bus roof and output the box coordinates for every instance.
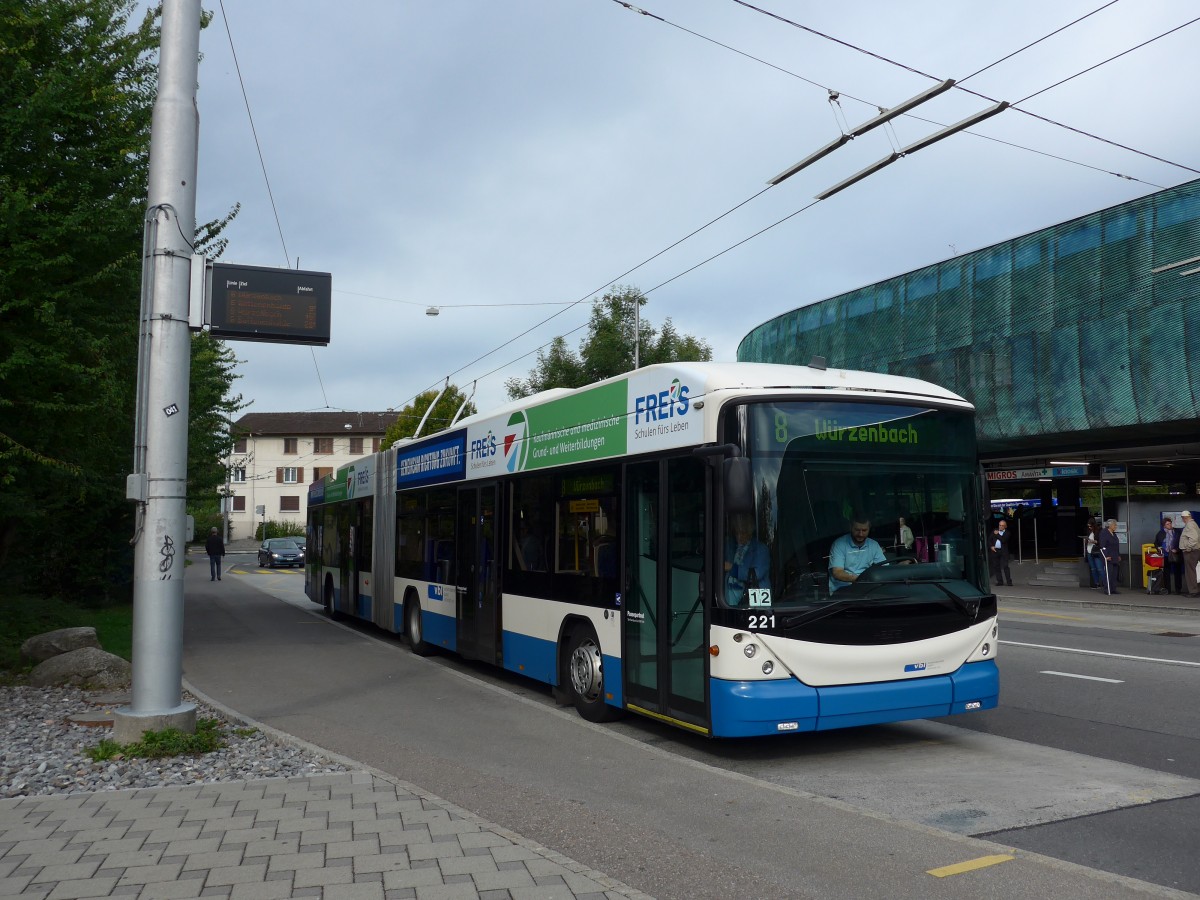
[453,360,969,430]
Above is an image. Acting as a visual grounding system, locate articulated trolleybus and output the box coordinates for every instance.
[305,362,998,737]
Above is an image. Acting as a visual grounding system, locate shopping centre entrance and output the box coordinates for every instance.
[983,439,1200,562]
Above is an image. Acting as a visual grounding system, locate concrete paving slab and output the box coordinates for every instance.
[0,775,653,900]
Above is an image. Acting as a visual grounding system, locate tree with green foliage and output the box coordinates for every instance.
[0,1,242,602]
[505,286,712,399]
[381,385,477,449]
[0,0,159,598]
[187,332,245,536]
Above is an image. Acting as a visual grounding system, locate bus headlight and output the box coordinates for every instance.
[761,660,774,675]
[980,643,990,656]
[743,643,758,659]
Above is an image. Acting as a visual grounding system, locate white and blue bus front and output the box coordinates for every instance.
[709,397,998,738]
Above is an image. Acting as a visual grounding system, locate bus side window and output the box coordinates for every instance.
[509,475,553,575]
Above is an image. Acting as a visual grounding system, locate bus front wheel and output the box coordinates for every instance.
[407,597,434,656]
[564,625,622,723]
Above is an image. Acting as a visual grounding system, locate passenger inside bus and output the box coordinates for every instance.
[724,513,771,606]
[515,520,545,572]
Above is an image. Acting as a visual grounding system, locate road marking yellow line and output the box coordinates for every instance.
[928,854,1015,877]
[1000,608,1086,621]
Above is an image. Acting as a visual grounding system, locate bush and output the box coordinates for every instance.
[255,519,305,541]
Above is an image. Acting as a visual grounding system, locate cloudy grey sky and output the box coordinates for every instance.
[182,0,1199,417]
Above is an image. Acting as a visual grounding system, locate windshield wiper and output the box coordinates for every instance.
[781,580,980,629]
[894,579,981,620]
[781,584,891,628]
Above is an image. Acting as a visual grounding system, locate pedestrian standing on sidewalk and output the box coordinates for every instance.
[1098,518,1122,595]
[1179,510,1200,597]
[990,519,1013,586]
[1155,517,1182,595]
[206,526,226,582]
[1084,521,1104,589]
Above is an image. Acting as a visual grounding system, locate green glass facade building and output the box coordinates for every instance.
[737,179,1200,459]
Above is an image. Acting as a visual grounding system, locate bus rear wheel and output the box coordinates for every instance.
[564,625,622,723]
[323,576,342,621]
[407,597,434,656]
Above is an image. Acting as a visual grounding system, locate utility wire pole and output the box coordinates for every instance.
[116,0,202,743]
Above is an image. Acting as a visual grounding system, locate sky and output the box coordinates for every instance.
[170,0,1200,418]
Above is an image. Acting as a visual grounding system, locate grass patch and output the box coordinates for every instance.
[0,592,133,672]
[87,718,225,761]
[231,727,258,738]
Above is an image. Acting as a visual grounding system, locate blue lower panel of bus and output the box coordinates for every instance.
[710,660,999,738]
[499,631,625,708]
[502,631,557,684]
[424,610,456,651]
[330,587,372,622]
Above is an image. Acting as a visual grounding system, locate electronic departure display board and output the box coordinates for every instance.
[209,263,331,345]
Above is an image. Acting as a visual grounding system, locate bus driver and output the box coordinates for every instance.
[829,516,887,593]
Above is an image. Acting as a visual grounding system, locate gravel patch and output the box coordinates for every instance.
[1,685,349,798]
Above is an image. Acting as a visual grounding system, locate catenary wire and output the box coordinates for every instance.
[220,0,336,410]
[218,1,290,268]
[335,288,579,309]
[729,0,1200,176]
[405,195,824,408]
[1011,15,1200,104]
[393,3,1190,414]
[644,200,820,295]
[609,1,1162,187]
[386,183,773,410]
[958,0,1123,83]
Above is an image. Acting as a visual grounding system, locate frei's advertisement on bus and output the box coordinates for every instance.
[325,456,374,503]
[384,371,701,485]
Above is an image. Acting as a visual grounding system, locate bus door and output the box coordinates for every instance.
[337,506,355,616]
[624,456,709,732]
[455,483,499,663]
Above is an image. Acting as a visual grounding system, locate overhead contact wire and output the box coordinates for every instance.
[729,0,1200,175]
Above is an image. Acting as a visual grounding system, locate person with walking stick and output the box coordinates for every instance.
[1098,518,1122,595]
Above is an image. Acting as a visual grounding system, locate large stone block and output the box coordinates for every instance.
[29,647,132,688]
[20,626,102,663]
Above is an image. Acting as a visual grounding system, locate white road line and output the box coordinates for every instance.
[1039,671,1124,683]
[1001,640,1200,668]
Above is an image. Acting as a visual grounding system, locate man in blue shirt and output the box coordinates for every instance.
[829,517,886,593]
[725,513,771,606]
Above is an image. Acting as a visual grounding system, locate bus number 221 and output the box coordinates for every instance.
[748,614,776,630]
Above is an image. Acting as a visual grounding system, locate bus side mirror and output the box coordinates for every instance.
[723,457,754,515]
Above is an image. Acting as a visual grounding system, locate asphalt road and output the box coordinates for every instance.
[181,557,1199,898]
[954,605,1200,895]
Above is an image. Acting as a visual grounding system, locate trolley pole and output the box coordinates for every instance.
[115,0,202,743]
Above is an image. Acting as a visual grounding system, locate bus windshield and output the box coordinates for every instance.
[723,401,986,614]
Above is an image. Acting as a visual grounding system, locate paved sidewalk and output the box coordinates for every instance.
[994,559,1200,617]
[0,772,650,900]
[61,547,1183,900]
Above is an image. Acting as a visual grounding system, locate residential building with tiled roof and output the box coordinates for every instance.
[224,411,397,539]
